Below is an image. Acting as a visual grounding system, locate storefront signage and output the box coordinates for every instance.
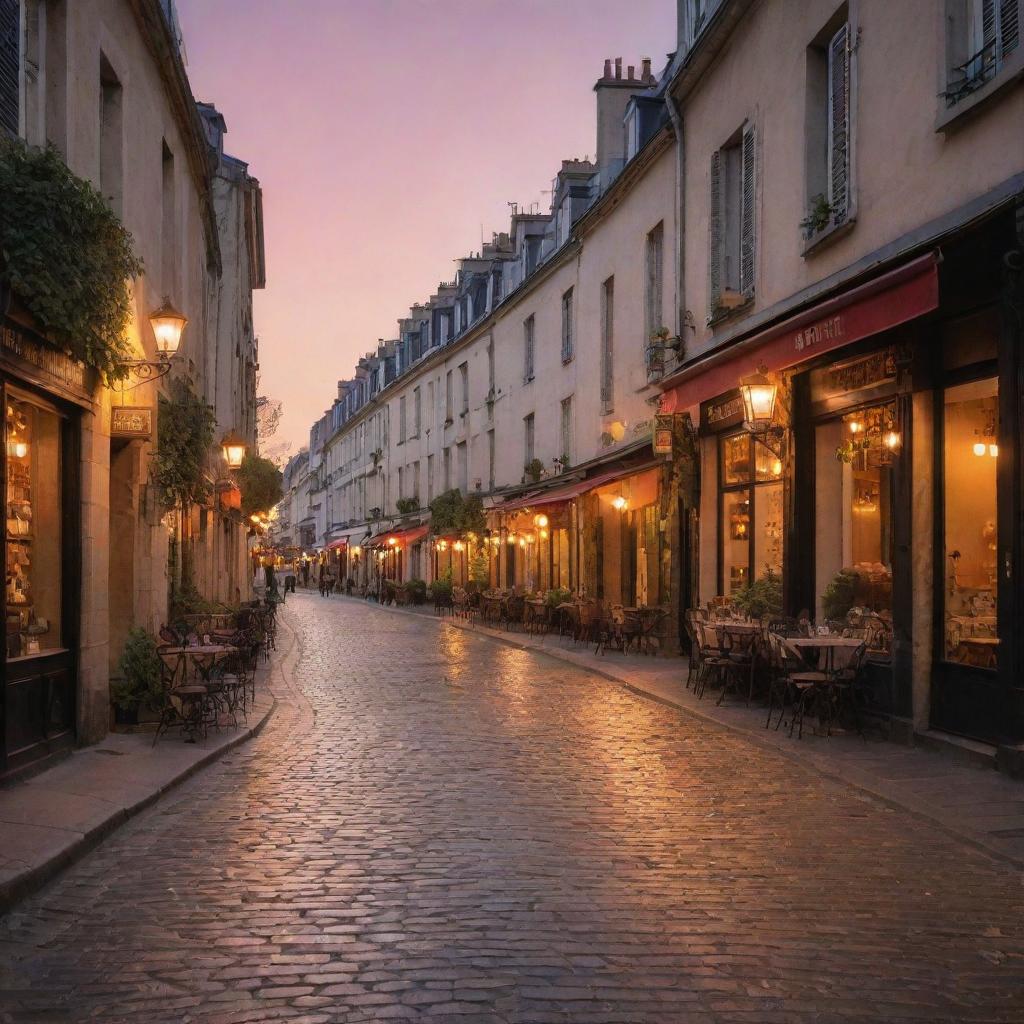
[793,314,845,352]
[653,414,674,455]
[818,349,897,400]
[0,322,96,406]
[111,405,153,439]
[702,391,744,430]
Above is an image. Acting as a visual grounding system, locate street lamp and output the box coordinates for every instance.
[738,367,777,434]
[220,430,248,469]
[149,297,188,357]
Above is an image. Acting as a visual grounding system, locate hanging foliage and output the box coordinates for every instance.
[236,453,283,517]
[151,378,216,510]
[0,138,143,380]
[429,489,486,534]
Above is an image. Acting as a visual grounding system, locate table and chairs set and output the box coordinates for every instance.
[686,604,884,740]
[457,589,669,657]
[151,600,276,744]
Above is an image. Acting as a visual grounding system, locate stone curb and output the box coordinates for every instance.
[332,594,1024,872]
[0,622,293,917]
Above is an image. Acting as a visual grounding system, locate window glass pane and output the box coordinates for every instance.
[6,394,63,658]
[754,440,783,482]
[721,489,751,595]
[721,433,752,484]
[753,481,783,579]
[943,378,998,668]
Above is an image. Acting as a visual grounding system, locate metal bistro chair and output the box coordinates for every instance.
[764,631,804,731]
[694,621,731,700]
[716,624,760,706]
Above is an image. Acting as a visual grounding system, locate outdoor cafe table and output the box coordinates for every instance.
[161,644,239,685]
[524,598,547,633]
[479,593,506,626]
[784,635,864,673]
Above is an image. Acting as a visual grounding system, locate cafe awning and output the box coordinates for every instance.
[660,251,940,414]
[499,462,656,512]
[368,524,429,547]
[326,538,348,551]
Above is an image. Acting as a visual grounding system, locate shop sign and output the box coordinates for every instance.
[653,414,674,455]
[793,314,845,352]
[701,391,745,432]
[0,322,95,405]
[823,349,896,397]
[111,405,153,439]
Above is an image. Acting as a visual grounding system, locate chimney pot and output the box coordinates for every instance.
[627,64,635,79]
[641,57,652,80]
[603,58,612,79]
[614,57,622,79]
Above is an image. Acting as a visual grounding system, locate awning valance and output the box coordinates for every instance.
[326,538,348,551]
[660,252,940,414]
[498,462,657,512]
[368,524,429,547]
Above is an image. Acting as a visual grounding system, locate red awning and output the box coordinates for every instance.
[326,538,348,551]
[369,524,429,547]
[660,252,940,414]
[499,464,653,512]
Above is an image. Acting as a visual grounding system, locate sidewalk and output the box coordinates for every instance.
[338,593,1024,869]
[0,622,292,915]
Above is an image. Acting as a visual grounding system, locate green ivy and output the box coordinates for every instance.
[0,138,143,380]
[236,453,283,517]
[151,378,216,510]
[428,489,485,534]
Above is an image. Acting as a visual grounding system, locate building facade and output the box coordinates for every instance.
[0,0,263,776]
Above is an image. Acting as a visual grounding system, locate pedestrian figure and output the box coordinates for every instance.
[284,573,296,595]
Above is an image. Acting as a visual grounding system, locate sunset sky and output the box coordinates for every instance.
[176,0,677,455]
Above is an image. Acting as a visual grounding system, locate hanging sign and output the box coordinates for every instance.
[652,413,674,456]
[111,405,153,439]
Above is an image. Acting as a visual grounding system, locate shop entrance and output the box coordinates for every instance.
[2,383,79,775]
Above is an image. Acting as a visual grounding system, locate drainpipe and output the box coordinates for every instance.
[666,88,685,369]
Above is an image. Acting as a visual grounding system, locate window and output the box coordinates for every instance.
[645,222,664,341]
[427,380,435,430]
[459,361,469,415]
[443,447,451,491]
[561,288,574,363]
[161,140,176,297]
[709,123,755,317]
[945,0,1021,105]
[398,396,407,442]
[719,432,783,596]
[523,315,535,382]
[444,370,453,423]
[0,0,19,136]
[560,396,573,465]
[804,15,851,242]
[100,55,123,215]
[6,391,65,657]
[600,277,614,412]
[488,429,495,491]
[524,413,535,467]
[942,378,999,667]
[397,465,404,500]
[427,453,435,501]
[413,461,420,504]
[413,387,421,436]
[456,441,468,493]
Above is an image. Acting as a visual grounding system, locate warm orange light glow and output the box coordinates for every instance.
[973,441,987,457]
[220,430,248,469]
[387,537,397,546]
[534,513,549,528]
[149,297,188,356]
[612,495,628,511]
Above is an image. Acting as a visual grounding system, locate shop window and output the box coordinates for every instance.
[6,392,63,658]
[814,403,896,626]
[719,432,783,596]
[942,378,998,668]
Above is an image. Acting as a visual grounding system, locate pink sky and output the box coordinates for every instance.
[176,0,677,454]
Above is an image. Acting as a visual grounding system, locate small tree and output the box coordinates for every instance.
[236,453,283,517]
[151,378,217,510]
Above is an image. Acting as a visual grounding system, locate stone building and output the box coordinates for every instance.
[0,0,263,775]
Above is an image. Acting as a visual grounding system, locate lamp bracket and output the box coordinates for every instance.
[747,425,786,460]
[116,354,173,392]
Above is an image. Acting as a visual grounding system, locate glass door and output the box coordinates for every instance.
[2,383,77,775]
[931,376,1001,740]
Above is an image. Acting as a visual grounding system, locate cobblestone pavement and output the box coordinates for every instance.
[1,594,1022,1024]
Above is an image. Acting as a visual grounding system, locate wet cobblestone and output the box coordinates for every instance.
[0,594,1022,1022]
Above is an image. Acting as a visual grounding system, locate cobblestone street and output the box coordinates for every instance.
[1,594,1022,1023]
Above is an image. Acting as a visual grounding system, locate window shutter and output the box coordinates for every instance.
[828,24,850,223]
[0,0,18,137]
[1001,0,1020,58]
[739,124,756,297]
[708,149,723,316]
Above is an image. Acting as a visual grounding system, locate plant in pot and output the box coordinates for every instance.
[111,628,164,726]
[544,587,573,610]
[821,568,863,623]
[732,568,783,620]
[406,578,428,604]
[524,458,545,483]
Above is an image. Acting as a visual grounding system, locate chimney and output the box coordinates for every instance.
[641,57,652,81]
[627,65,635,80]
[603,58,612,79]
[594,57,639,189]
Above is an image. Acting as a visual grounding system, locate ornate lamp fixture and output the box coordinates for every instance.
[119,298,188,389]
[220,430,248,469]
[738,365,786,458]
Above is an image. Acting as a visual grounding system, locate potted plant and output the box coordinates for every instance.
[544,587,572,609]
[406,578,428,605]
[800,193,834,240]
[524,458,545,483]
[732,569,783,620]
[822,568,862,622]
[110,628,164,726]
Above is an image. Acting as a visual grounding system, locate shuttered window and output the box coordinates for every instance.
[827,24,850,224]
[739,124,756,296]
[645,222,664,341]
[600,276,614,413]
[708,149,723,317]
[523,315,535,382]
[560,287,574,363]
[0,0,19,137]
